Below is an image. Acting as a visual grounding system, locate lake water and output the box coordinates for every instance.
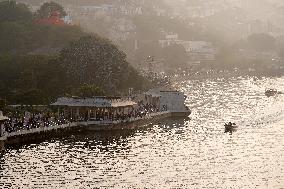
[1,76,284,188]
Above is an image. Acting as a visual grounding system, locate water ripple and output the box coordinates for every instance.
[1,76,284,188]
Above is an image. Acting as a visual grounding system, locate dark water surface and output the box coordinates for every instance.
[1,76,284,188]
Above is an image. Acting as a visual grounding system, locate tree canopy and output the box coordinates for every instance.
[35,1,67,19]
[73,84,105,98]
[247,33,276,52]
[0,1,85,55]
[0,0,32,22]
[0,55,68,104]
[60,35,150,94]
[0,1,155,105]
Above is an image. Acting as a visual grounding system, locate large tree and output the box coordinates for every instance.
[247,33,276,52]
[60,35,149,94]
[0,54,68,104]
[0,0,32,22]
[0,0,84,55]
[73,84,105,98]
[35,1,67,19]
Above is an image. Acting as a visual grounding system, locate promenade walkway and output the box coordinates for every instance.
[0,111,170,142]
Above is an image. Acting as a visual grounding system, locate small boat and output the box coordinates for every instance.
[224,122,237,133]
[265,89,278,97]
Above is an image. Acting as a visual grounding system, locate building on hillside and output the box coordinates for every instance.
[80,4,116,14]
[62,15,72,25]
[159,34,217,62]
[185,6,216,18]
[182,41,217,62]
[109,18,136,41]
[34,11,66,25]
[118,5,143,15]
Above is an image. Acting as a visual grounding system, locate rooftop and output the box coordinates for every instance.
[51,97,137,108]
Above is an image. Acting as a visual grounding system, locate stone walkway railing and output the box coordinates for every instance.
[0,111,171,141]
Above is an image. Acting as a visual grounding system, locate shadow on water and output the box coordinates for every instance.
[155,117,191,137]
[157,117,190,128]
[3,116,192,152]
[5,128,138,151]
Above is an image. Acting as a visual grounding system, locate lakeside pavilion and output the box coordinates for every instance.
[51,97,138,121]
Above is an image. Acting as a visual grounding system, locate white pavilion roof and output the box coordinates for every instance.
[51,97,137,108]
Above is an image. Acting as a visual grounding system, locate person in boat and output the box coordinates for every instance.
[225,122,236,127]
[225,122,232,126]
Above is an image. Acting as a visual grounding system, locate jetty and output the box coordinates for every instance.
[0,89,191,149]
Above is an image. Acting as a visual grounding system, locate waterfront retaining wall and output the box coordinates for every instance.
[1,111,175,146]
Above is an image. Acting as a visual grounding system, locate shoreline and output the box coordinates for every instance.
[168,69,284,83]
[0,111,191,150]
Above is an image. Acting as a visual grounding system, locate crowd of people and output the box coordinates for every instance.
[2,113,70,134]
[1,102,164,134]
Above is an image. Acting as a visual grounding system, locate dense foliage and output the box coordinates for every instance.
[247,33,276,52]
[0,1,151,105]
[35,1,67,19]
[0,22,84,54]
[0,1,84,55]
[60,35,151,94]
[0,55,67,104]
[0,0,32,22]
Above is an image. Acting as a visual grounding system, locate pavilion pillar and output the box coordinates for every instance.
[0,121,5,151]
[57,107,60,118]
[76,108,80,120]
[70,108,73,121]
[111,108,114,120]
[103,108,106,120]
[0,140,4,151]
[114,108,117,119]
[0,123,4,137]
[107,108,109,120]
[88,109,90,121]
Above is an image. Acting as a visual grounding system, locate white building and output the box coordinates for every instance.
[109,18,136,41]
[159,34,217,61]
[145,89,189,113]
[159,91,188,113]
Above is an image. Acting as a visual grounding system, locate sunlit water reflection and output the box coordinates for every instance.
[1,76,284,188]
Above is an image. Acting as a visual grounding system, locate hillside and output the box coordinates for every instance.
[0,1,152,105]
